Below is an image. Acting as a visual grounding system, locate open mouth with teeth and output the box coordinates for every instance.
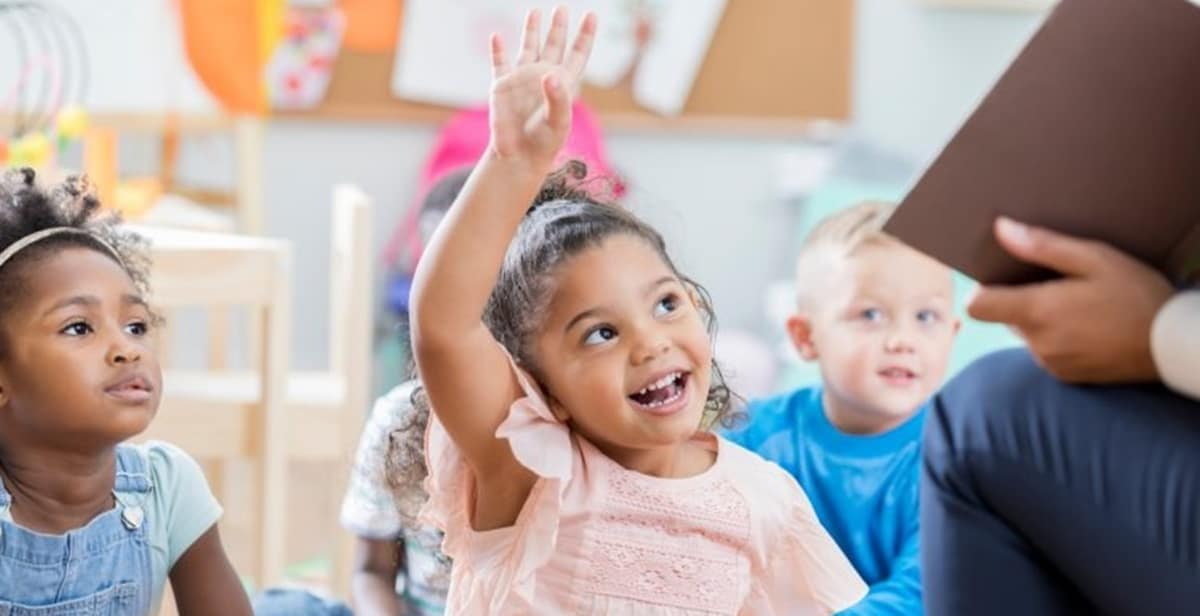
[629,371,690,410]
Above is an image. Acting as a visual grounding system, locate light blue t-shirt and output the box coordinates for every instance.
[726,386,924,615]
[140,440,224,614]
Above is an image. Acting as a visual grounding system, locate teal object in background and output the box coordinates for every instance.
[774,178,1020,392]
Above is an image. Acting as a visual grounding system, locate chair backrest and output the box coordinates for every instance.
[327,185,372,381]
[138,226,289,308]
[315,186,374,601]
[133,224,292,589]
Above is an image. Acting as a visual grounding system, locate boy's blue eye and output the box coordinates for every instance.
[860,308,883,322]
[917,309,941,324]
[583,326,617,346]
[61,322,92,336]
[126,321,150,336]
[654,294,679,317]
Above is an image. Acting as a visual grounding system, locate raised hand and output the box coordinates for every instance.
[488,7,597,170]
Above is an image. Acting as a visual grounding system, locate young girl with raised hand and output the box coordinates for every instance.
[0,170,250,615]
[410,7,867,614]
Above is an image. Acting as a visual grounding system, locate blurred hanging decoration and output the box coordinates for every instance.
[0,1,90,170]
[264,5,346,110]
[173,0,284,114]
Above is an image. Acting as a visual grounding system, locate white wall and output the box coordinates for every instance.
[853,0,1043,163]
[0,1,215,113]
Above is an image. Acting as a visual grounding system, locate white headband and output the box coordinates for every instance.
[0,227,123,270]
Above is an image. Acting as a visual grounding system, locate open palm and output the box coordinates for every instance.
[489,7,596,168]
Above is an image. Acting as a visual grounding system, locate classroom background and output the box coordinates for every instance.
[0,0,1052,608]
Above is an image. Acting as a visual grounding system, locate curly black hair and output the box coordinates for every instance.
[0,168,150,318]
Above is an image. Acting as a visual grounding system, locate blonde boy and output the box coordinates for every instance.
[728,201,959,615]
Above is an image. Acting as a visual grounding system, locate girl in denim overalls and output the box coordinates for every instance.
[0,170,251,615]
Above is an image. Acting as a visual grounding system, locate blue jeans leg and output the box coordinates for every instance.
[253,587,354,616]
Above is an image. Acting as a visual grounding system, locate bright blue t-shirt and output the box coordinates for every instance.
[726,386,923,615]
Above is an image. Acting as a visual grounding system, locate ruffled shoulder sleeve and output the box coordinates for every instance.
[721,438,868,615]
[418,354,577,611]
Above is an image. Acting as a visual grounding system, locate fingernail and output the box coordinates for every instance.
[996,217,1031,247]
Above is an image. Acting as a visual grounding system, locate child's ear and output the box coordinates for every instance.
[786,313,819,361]
[514,363,571,422]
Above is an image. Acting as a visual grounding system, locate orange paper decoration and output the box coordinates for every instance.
[339,0,402,53]
[175,0,283,113]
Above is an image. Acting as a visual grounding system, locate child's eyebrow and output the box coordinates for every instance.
[563,276,679,335]
[123,294,149,309]
[565,307,604,335]
[42,294,149,316]
[43,295,99,316]
[642,276,677,296]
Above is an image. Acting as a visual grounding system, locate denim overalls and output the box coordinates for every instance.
[0,445,154,615]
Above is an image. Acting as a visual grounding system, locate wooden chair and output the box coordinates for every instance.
[286,184,373,598]
[153,185,373,598]
[134,225,292,590]
[77,113,266,234]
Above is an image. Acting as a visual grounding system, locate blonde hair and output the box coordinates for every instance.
[794,201,899,306]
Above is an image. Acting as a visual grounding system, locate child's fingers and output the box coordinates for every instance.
[490,34,510,78]
[516,8,542,65]
[541,5,569,64]
[542,73,570,133]
[564,12,597,80]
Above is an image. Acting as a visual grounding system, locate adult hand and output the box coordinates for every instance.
[968,217,1175,384]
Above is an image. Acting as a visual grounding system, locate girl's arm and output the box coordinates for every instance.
[351,537,404,615]
[168,524,253,616]
[409,8,595,520]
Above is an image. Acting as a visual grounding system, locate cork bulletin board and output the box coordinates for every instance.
[283,0,854,130]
